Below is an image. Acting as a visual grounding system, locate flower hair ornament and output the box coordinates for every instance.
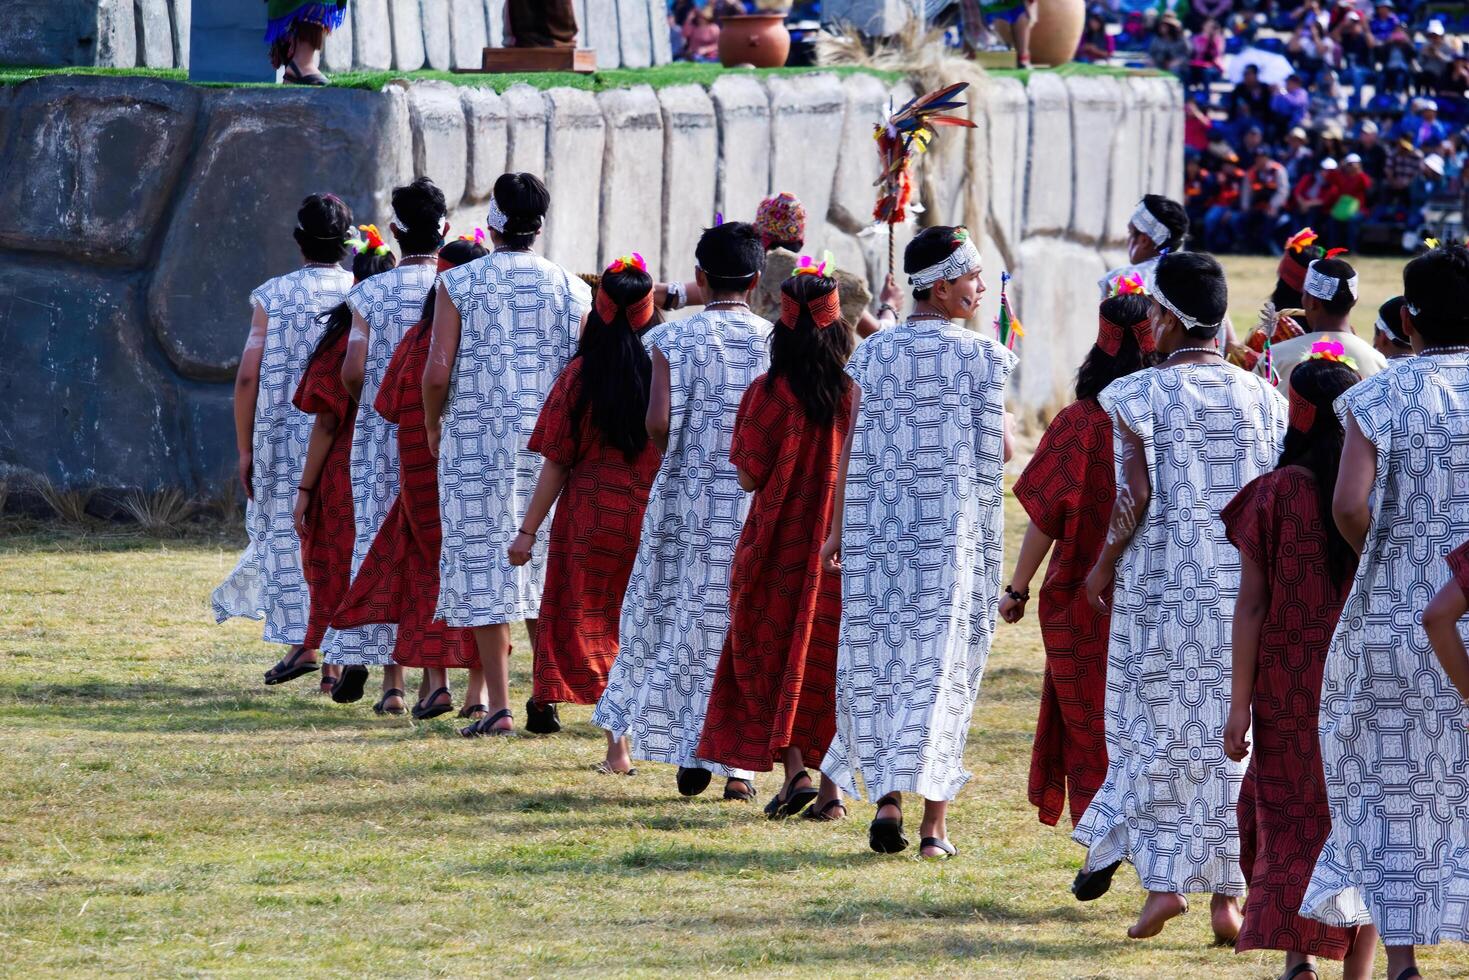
[347,224,391,257]
[1307,338,1360,372]
[780,253,842,331]
[458,228,488,245]
[1288,342,1361,432]
[594,253,655,330]
[1107,272,1147,299]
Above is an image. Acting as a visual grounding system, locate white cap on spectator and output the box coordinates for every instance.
[1429,19,1446,35]
[1344,153,1363,164]
[1321,158,1339,170]
[1426,153,1446,175]
[1346,10,1361,19]
[1361,120,1379,135]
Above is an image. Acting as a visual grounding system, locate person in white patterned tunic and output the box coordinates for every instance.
[593,221,771,800]
[1077,252,1287,943]
[213,193,355,687]
[324,178,446,713]
[818,226,1016,860]
[423,173,591,737]
[1306,244,1469,980]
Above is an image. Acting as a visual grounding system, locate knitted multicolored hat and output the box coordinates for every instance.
[754,192,807,250]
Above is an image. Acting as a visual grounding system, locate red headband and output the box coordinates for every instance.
[595,287,655,331]
[1096,314,1155,356]
[1288,385,1317,433]
[779,289,843,330]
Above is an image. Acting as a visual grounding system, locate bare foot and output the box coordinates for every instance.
[602,740,634,775]
[1128,891,1188,939]
[1210,893,1243,945]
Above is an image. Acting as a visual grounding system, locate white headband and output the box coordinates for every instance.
[908,238,982,288]
[1304,260,1359,302]
[1146,264,1224,334]
[486,196,508,233]
[1131,201,1170,247]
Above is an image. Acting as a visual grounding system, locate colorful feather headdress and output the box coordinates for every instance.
[347,224,391,257]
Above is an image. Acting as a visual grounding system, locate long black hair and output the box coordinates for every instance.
[420,237,491,325]
[571,266,658,461]
[767,273,854,426]
[306,249,397,374]
[294,193,354,264]
[1278,357,1361,587]
[1076,293,1159,401]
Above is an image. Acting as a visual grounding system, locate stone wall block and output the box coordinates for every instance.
[1023,71,1072,237]
[502,83,547,177]
[448,0,488,69]
[983,76,1027,258]
[616,0,653,69]
[583,0,620,68]
[1013,237,1106,419]
[766,74,846,238]
[170,0,191,68]
[422,0,452,70]
[657,84,717,281]
[0,260,187,490]
[1104,79,1142,245]
[147,87,408,380]
[485,0,504,47]
[598,86,663,274]
[830,73,889,234]
[460,86,507,204]
[388,0,426,69]
[650,0,672,63]
[353,0,392,69]
[1159,78,1184,199]
[96,0,137,67]
[136,0,175,67]
[1066,74,1120,245]
[407,81,469,207]
[543,87,605,273]
[709,73,770,224]
[323,6,355,71]
[0,75,199,265]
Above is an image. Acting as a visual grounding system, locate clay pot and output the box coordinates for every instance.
[718,13,791,69]
[1027,0,1086,66]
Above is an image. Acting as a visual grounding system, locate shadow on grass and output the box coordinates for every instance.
[453,842,868,878]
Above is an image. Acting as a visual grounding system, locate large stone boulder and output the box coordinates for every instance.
[656,84,717,280]
[767,73,846,240]
[599,86,663,275]
[582,0,620,69]
[96,0,137,67]
[709,74,770,224]
[830,73,888,235]
[388,0,427,70]
[352,0,393,70]
[542,87,605,274]
[0,0,103,67]
[983,77,1028,260]
[422,0,453,70]
[1067,74,1120,245]
[1023,71,1072,237]
[0,75,200,267]
[1105,79,1144,246]
[147,86,410,382]
[136,0,175,67]
[449,0,489,70]
[503,84,547,177]
[1013,237,1107,419]
[461,86,508,205]
[406,80,469,207]
[616,0,654,70]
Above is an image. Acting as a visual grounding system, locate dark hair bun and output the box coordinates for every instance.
[493,172,550,236]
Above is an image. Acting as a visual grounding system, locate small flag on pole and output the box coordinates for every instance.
[994,271,1023,350]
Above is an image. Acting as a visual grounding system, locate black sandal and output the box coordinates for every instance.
[412,687,453,720]
[524,697,562,734]
[373,688,407,716]
[460,707,513,738]
[801,798,848,822]
[676,766,712,797]
[1282,963,1319,980]
[263,646,319,685]
[1394,969,1423,980]
[282,58,328,86]
[919,836,958,860]
[1072,859,1122,902]
[763,771,819,820]
[723,778,757,802]
[330,665,369,704]
[868,793,908,854]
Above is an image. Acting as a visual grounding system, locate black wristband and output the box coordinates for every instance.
[1005,584,1029,602]
[298,484,315,493]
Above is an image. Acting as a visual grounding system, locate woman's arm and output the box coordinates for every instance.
[820,386,862,573]
[422,282,461,460]
[234,305,268,499]
[646,347,672,454]
[1426,580,1469,702]
[1224,551,1268,761]
[507,460,571,566]
[999,523,1056,624]
[1086,421,1151,613]
[341,309,370,401]
[292,410,341,538]
[1333,415,1376,555]
[1002,410,1016,463]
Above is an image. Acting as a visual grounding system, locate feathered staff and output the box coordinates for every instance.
[873,82,977,278]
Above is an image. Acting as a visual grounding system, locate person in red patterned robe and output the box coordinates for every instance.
[508,256,661,772]
[1223,353,1374,980]
[1000,290,1156,891]
[292,248,395,698]
[333,237,489,720]
[695,264,854,822]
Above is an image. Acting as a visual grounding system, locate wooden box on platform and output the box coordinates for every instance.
[457,48,598,74]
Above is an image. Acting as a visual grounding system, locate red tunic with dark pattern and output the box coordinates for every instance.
[1448,541,1469,595]
[1012,398,1113,827]
[695,376,850,771]
[292,332,357,651]
[527,357,661,703]
[1223,466,1359,959]
[331,319,476,668]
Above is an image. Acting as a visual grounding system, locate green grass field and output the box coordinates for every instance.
[0,254,1445,976]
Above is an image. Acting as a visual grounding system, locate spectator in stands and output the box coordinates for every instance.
[1078,13,1116,62]
[1188,18,1226,89]
[682,4,720,61]
[1149,12,1191,76]
[1311,73,1350,134]
[1203,156,1247,251]
[1184,152,1218,227]
[1293,156,1337,228]
[1189,0,1230,34]
[1385,136,1426,208]
[1270,75,1312,139]
[1324,152,1372,249]
[1332,11,1375,106]
[1239,147,1292,251]
[1367,0,1401,44]
[1403,98,1449,148]
[1408,152,1447,226]
[1379,26,1416,95]
[1231,63,1273,122]
[1283,127,1317,183]
[1186,91,1215,152]
[1355,119,1388,180]
[1443,55,1469,98]
[1417,20,1462,94]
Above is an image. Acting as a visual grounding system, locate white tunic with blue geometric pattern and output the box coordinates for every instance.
[434,250,590,628]
[212,264,353,646]
[820,319,1017,803]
